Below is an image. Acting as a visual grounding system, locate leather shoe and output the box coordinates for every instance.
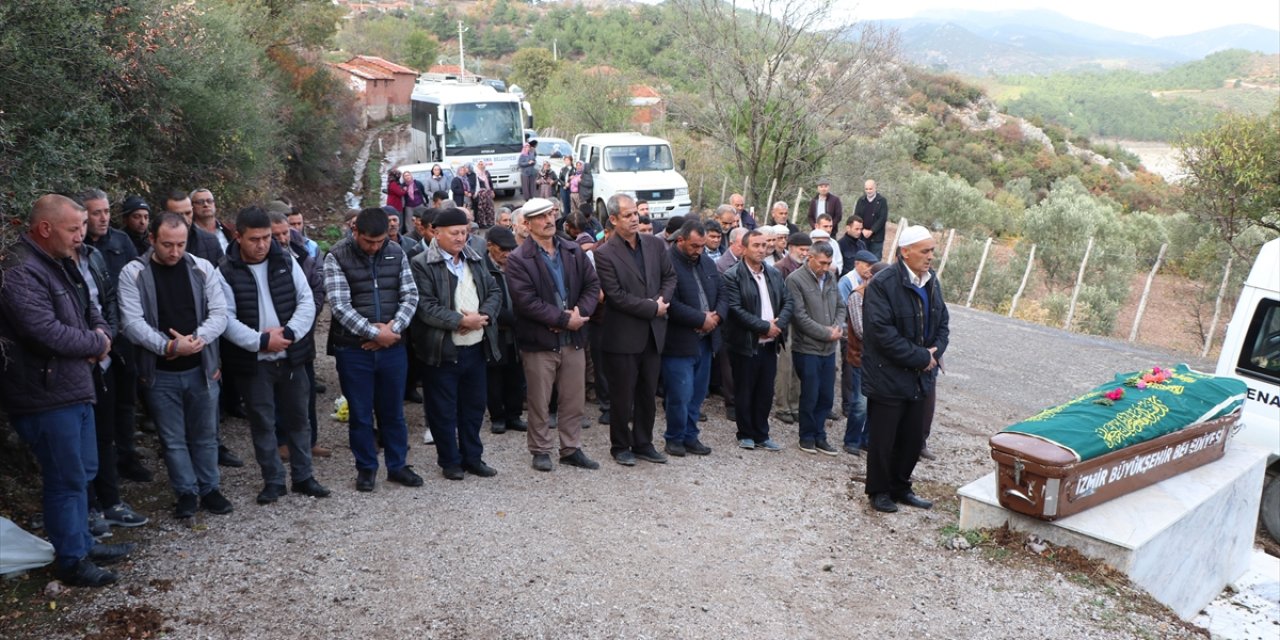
[89,542,135,566]
[919,447,938,461]
[442,466,465,480]
[634,447,668,464]
[311,445,332,458]
[664,440,687,457]
[200,489,234,515]
[117,458,154,483]
[292,477,331,498]
[507,418,528,432]
[870,493,899,513]
[531,453,553,472]
[893,492,933,510]
[598,410,611,425]
[684,439,712,456]
[54,559,117,587]
[404,388,424,404]
[217,445,244,468]
[314,382,327,394]
[560,449,599,470]
[388,466,425,487]
[256,483,288,505]
[463,461,498,477]
[490,420,507,434]
[356,469,376,492]
[612,451,637,466]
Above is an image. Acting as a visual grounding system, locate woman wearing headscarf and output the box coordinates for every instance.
[473,161,496,228]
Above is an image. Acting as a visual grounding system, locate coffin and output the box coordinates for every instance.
[989,364,1246,520]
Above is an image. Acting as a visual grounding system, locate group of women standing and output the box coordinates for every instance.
[386,156,595,227]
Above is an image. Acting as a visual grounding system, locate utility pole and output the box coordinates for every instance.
[457,21,468,77]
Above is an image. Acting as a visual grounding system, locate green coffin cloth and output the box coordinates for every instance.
[1002,364,1246,462]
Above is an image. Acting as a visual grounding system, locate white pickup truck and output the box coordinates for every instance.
[573,132,692,221]
[1215,238,1280,540]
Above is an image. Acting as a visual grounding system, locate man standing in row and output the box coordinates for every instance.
[661,219,725,457]
[269,211,329,459]
[862,226,948,513]
[119,212,232,519]
[518,139,539,201]
[0,195,132,586]
[191,189,234,252]
[594,194,677,466]
[505,198,602,472]
[483,226,527,435]
[771,232,810,426]
[807,178,843,229]
[723,230,792,452]
[324,208,422,492]
[410,208,501,481]
[119,196,152,256]
[786,242,845,456]
[854,180,889,259]
[219,207,330,505]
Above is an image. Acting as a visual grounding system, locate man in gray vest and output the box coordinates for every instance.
[220,206,330,505]
[324,208,422,492]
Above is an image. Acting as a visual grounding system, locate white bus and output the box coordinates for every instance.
[403,73,532,195]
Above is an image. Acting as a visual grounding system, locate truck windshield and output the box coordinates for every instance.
[444,102,522,155]
[603,145,674,172]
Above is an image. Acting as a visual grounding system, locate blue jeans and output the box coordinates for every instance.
[662,338,713,444]
[12,404,97,565]
[425,344,488,470]
[793,352,835,443]
[843,365,868,448]
[145,368,220,497]
[335,344,410,473]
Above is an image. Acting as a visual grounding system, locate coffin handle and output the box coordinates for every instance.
[1003,488,1035,504]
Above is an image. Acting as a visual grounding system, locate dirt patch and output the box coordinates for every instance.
[81,605,167,640]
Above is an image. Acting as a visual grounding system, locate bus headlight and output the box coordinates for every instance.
[675,187,688,199]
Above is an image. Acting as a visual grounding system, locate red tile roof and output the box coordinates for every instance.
[352,55,417,76]
[330,62,393,81]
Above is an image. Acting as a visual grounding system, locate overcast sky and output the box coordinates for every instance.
[837,0,1280,38]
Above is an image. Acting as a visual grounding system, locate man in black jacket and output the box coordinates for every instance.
[853,180,889,260]
[119,195,152,256]
[482,226,528,435]
[220,207,330,505]
[722,229,793,452]
[861,225,949,514]
[661,219,727,457]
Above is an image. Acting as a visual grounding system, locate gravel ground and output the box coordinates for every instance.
[31,307,1216,639]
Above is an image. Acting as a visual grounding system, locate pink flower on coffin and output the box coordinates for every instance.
[1105,388,1125,402]
[1136,380,1148,390]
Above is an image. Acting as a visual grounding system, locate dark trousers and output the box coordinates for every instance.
[244,360,314,486]
[89,366,120,510]
[276,360,320,447]
[731,346,777,442]
[487,342,526,424]
[12,404,96,565]
[714,345,735,408]
[864,395,927,497]
[603,340,661,456]
[425,344,488,470]
[587,323,610,412]
[794,352,835,443]
[112,365,141,464]
[334,344,410,473]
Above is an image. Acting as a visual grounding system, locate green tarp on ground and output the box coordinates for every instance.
[1002,364,1246,462]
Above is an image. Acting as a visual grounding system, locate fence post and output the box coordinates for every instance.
[936,229,956,280]
[1201,257,1233,358]
[1128,243,1168,342]
[1064,237,1094,330]
[791,187,804,224]
[697,176,704,213]
[1008,243,1037,318]
[887,217,908,263]
[719,177,727,205]
[765,178,777,214]
[966,237,993,308]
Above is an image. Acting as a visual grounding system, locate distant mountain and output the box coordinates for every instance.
[876,9,1280,76]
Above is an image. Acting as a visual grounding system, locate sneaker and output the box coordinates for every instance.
[490,420,507,434]
[531,453,553,472]
[559,449,600,470]
[737,438,756,450]
[174,493,198,519]
[843,444,864,457]
[423,429,435,445]
[634,447,668,464]
[257,483,288,505]
[292,477,332,498]
[88,510,111,538]
[798,439,817,454]
[88,542,134,565]
[387,466,425,487]
[684,439,712,456]
[815,440,839,456]
[54,559,117,588]
[356,469,376,492]
[759,439,783,452]
[102,503,148,528]
[200,489,234,515]
[664,440,687,457]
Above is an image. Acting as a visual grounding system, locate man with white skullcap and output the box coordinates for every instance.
[860,225,949,514]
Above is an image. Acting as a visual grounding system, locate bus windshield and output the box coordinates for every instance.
[444,102,522,155]
[602,145,674,172]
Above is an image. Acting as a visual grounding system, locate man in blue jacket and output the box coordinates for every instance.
[661,219,727,457]
[861,225,949,514]
[0,195,133,586]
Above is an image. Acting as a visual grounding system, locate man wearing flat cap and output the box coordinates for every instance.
[504,198,602,472]
[861,225,948,513]
[838,249,882,455]
[483,226,528,436]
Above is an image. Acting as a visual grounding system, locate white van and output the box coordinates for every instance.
[573,132,691,221]
[1215,238,1280,540]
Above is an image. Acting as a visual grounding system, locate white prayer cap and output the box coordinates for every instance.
[897,225,932,247]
